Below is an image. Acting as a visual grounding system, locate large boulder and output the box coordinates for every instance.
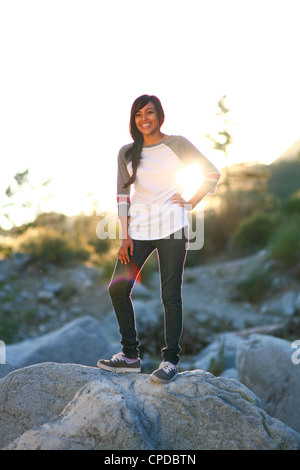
[192,332,242,373]
[236,334,300,433]
[0,362,299,450]
[0,316,115,378]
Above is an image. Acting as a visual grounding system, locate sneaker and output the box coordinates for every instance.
[150,361,178,384]
[97,352,141,373]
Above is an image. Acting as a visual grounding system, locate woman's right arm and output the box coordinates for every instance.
[116,146,134,264]
[118,216,134,264]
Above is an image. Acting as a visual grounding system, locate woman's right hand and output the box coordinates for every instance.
[118,237,134,265]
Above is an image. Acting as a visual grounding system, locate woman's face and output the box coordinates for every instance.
[134,101,162,138]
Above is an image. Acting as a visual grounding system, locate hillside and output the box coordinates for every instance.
[268,159,300,201]
[273,139,300,164]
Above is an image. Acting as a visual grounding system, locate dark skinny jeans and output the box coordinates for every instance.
[108,228,188,365]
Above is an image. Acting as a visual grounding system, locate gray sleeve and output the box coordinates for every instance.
[166,136,221,194]
[117,145,132,218]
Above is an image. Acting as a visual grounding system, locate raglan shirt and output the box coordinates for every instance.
[117,135,220,240]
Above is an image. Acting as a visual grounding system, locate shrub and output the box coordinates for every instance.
[231,211,278,255]
[234,269,273,303]
[0,235,16,259]
[269,216,300,268]
[0,243,13,259]
[19,227,92,269]
[281,190,300,216]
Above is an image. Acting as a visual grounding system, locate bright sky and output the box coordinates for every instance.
[1,0,299,229]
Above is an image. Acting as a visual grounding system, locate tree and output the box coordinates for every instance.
[1,169,52,229]
[205,95,234,194]
[206,95,233,156]
[203,96,241,252]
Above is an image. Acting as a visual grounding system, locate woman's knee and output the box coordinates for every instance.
[108,279,133,302]
[161,290,182,307]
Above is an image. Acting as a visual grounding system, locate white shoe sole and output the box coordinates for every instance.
[97,361,141,373]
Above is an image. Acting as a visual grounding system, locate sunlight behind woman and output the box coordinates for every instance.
[175,163,205,203]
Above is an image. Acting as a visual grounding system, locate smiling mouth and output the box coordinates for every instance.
[141,124,151,128]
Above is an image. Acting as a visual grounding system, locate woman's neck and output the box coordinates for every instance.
[143,132,169,146]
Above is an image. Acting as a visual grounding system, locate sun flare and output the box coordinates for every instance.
[175,163,205,201]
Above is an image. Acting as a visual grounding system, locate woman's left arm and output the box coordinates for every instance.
[171,164,221,210]
[170,136,221,210]
[171,185,210,210]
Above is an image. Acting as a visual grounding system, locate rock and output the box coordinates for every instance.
[0,363,100,448]
[281,291,298,316]
[132,282,153,299]
[0,340,5,364]
[295,293,300,314]
[134,299,162,331]
[99,312,121,350]
[0,259,11,282]
[42,282,63,295]
[37,290,54,303]
[0,316,115,379]
[261,290,298,316]
[235,323,285,338]
[236,334,300,433]
[220,367,239,380]
[11,252,33,271]
[69,269,93,291]
[193,332,243,373]
[1,363,300,450]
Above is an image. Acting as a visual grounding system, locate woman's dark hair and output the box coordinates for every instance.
[124,94,165,188]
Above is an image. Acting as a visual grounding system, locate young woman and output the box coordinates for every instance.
[97,95,220,384]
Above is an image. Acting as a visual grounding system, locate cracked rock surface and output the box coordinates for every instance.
[1,362,300,450]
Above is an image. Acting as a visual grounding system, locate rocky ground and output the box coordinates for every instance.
[1,362,299,450]
[1,248,300,352]
[1,248,300,449]
[0,253,112,342]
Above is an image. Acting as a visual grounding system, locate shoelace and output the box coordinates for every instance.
[111,352,125,362]
[160,362,176,373]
